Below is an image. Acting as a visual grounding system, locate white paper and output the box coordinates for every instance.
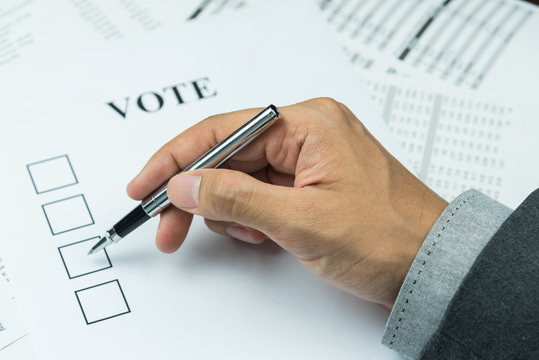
[316,0,539,206]
[360,73,523,203]
[0,0,204,68]
[0,277,27,352]
[319,0,539,97]
[0,3,402,359]
[496,101,539,208]
[0,257,8,284]
[185,0,248,20]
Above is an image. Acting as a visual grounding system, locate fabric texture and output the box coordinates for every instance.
[420,188,539,359]
[382,190,512,359]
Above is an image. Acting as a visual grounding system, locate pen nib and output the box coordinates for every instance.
[87,236,111,255]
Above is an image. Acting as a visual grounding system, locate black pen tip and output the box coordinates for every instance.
[87,237,108,255]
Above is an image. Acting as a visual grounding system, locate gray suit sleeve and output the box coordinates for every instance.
[420,188,539,359]
[382,190,512,359]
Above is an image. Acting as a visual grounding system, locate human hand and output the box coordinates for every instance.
[127,98,448,309]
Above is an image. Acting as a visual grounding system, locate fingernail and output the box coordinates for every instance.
[168,174,201,208]
[226,226,255,243]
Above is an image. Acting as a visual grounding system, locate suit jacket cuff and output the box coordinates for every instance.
[381,190,512,359]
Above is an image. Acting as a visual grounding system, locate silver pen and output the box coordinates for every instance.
[88,105,280,254]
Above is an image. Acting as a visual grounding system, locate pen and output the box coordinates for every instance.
[88,105,280,254]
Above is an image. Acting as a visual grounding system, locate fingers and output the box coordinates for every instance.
[166,168,300,235]
[204,219,267,244]
[127,107,270,200]
[156,167,291,251]
[155,207,193,253]
[127,148,182,200]
[128,98,351,254]
[127,98,342,201]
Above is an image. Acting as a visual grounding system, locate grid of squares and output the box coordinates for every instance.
[27,155,78,194]
[28,155,130,325]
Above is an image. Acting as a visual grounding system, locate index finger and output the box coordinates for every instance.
[127,107,271,200]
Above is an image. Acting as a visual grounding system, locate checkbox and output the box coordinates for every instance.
[27,155,78,194]
[42,194,94,235]
[75,280,130,325]
[58,237,112,279]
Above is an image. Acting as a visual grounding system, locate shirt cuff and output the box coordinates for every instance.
[381,190,512,359]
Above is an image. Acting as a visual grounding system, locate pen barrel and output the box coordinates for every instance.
[98,105,279,250]
[183,105,280,171]
[114,204,151,238]
[141,184,170,217]
[140,105,280,218]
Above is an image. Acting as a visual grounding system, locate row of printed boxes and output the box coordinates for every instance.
[27,155,130,325]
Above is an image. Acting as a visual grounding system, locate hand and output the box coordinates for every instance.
[127,98,448,309]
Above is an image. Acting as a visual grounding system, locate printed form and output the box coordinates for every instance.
[0,0,221,68]
[1,1,537,358]
[363,75,513,202]
[173,1,539,204]
[319,0,539,205]
[0,277,26,352]
[0,3,402,359]
[175,0,539,96]
[319,0,539,94]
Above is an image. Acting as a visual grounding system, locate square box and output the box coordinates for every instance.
[27,155,78,194]
[42,194,94,235]
[58,237,112,279]
[75,280,130,325]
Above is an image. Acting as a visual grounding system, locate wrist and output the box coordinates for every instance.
[384,181,448,309]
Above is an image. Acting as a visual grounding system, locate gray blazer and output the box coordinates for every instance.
[420,189,539,359]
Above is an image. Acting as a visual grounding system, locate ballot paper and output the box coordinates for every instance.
[319,0,539,97]
[159,0,539,207]
[0,0,224,68]
[0,254,22,351]
[0,2,402,359]
[5,0,539,103]
[0,276,27,352]
[496,101,539,209]
[360,74,514,202]
[185,0,248,20]
[318,0,539,206]
[0,257,8,283]
[177,0,539,98]
[357,70,539,209]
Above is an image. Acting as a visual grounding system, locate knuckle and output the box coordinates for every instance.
[302,97,350,131]
[200,113,220,125]
[311,98,366,136]
[229,181,256,220]
[205,173,254,220]
[206,176,235,217]
[305,97,343,116]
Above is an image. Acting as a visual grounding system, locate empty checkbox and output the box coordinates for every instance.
[75,280,130,325]
[42,194,94,235]
[58,237,112,279]
[27,155,78,194]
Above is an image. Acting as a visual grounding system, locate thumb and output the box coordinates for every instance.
[167,169,293,233]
